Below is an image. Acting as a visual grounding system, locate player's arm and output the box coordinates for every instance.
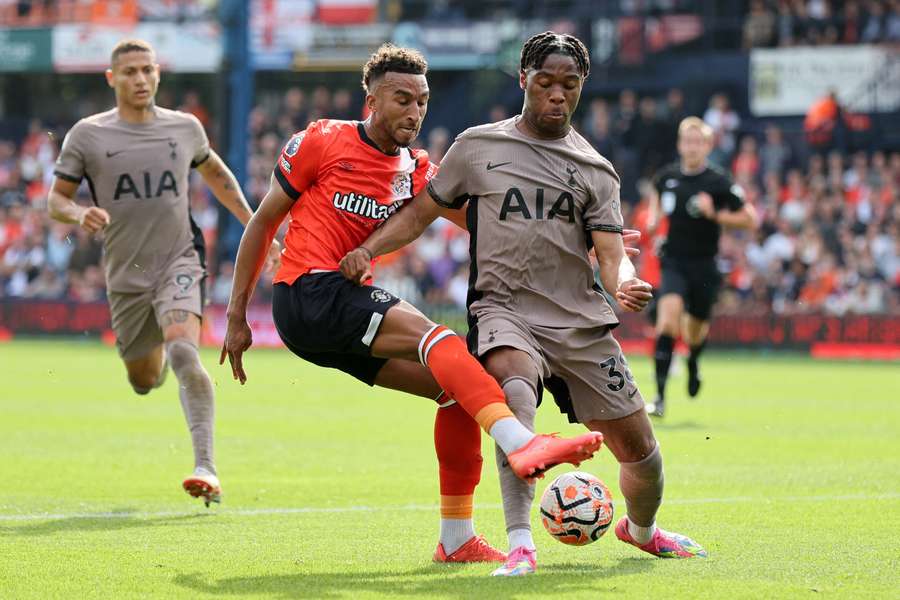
[48,177,109,234]
[696,177,757,230]
[195,150,253,225]
[196,150,281,269]
[220,174,295,384]
[50,122,109,233]
[440,201,468,231]
[339,187,444,285]
[714,201,757,229]
[591,230,652,313]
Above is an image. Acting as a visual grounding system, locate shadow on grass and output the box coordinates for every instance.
[0,510,214,537]
[173,558,653,599]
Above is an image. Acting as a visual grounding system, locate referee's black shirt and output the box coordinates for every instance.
[653,163,744,259]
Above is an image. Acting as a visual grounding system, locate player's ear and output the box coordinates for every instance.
[364,92,377,115]
[105,68,115,88]
[518,69,527,90]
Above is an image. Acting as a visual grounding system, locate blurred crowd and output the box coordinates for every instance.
[743,0,900,47]
[0,0,216,25]
[0,82,897,318]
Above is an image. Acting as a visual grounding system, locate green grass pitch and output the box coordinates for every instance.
[1,339,898,599]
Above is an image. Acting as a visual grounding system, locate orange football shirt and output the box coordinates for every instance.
[272,119,436,285]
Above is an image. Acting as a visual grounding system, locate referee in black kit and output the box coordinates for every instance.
[646,117,757,417]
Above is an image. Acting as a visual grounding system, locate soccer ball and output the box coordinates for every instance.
[539,471,614,546]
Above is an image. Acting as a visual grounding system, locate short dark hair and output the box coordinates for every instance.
[520,31,590,78]
[110,39,154,67]
[361,44,428,93]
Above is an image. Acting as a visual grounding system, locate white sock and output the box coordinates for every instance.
[440,518,476,555]
[489,417,535,456]
[627,516,657,544]
[508,527,535,551]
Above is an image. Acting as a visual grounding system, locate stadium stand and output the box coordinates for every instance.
[0,1,897,342]
[1,84,896,316]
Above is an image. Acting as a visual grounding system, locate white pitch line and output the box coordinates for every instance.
[0,492,897,523]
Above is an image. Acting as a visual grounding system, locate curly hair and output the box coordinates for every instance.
[362,44,428,93]
[520,31,590,78]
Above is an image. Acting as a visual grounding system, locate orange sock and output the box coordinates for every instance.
[435,401,482,519]
[419,326,514,432]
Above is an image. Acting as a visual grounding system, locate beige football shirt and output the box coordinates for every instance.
[427,117,623,329]
[55,106,210,293]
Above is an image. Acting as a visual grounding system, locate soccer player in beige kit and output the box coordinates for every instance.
[48,39,279,506]
[341,32,706,575]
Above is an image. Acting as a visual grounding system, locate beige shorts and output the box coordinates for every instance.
[107,256,205,361]
[469,310,644,423]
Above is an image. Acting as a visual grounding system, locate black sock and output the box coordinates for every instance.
[688,340,706,373]
[654,334,675,400]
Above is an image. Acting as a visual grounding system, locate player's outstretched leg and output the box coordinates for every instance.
[372,304,603,481]
[432,398,506,563]
[420,324,602,481]
[166,338,220,506]
[589,409,706,559]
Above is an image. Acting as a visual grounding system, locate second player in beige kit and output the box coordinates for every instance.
[427,117,643,422]
[48,39,279,506]
[55,106,210,361]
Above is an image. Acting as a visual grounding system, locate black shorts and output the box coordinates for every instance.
[659,256,721,320]
[272,272,401,385]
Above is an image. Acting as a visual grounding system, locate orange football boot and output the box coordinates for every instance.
[507,432,604,481]
[433,535,507,563]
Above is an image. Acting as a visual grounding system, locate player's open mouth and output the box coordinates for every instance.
[546,113,566,121]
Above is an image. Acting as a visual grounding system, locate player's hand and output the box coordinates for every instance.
[339,247,373,286]
[623,228,641,257]
[265,239,282,274]
[616,278,653,312]
[696,192,716,220]
[79,206,110,234]
[220,316,252,384]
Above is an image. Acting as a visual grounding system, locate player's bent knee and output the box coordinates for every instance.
[128,372,156,395]
[484,347,537,384]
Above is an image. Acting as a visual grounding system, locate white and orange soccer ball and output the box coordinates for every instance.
[539,471,614,546]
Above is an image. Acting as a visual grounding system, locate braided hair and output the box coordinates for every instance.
[520,31,590,77]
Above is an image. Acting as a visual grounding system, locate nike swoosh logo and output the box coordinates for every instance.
[486,161,511,171]
[106,150,126,157]
[628,388,638,399]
